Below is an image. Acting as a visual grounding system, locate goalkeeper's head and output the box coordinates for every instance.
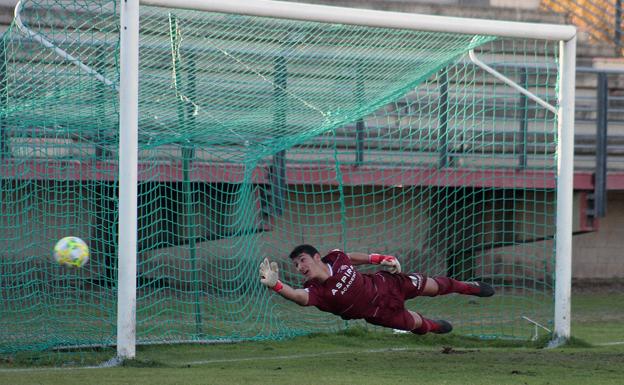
[289,244,319,260]
[288,244,327,281]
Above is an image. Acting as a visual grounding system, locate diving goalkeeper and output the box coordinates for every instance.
[259,244,495,335]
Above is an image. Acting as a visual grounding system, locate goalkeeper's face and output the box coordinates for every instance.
[292,252,326,281]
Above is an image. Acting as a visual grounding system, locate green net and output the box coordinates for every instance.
[0,0,562,356]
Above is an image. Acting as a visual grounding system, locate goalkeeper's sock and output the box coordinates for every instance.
[412,316,453,335]
[433,276,480,296]
[433,277,495,297]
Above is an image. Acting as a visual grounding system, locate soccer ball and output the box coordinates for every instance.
[53,236,90,268]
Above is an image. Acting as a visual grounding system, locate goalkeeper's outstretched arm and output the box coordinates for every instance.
[347,252,401,273]
[259,257,309,306]
[345,252,371,265]
[273,282,309,306]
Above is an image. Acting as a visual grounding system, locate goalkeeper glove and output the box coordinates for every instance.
[259,257,283,292]
[369,253,401,274]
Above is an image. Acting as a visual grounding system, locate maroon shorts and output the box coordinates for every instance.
[364,271,427,331]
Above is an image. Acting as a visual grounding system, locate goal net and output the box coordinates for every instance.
[0,0,574,356]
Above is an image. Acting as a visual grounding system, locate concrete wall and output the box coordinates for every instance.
[3,180,621,282]
[573,191,624,279]
[189,184,560,284]
[261,186,624,280]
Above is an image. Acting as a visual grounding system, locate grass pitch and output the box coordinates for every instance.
[1,292,623,385]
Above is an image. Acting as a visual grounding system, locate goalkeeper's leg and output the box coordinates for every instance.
[420,277,495,298]
[365,310,452,335]
[409,311,453,335]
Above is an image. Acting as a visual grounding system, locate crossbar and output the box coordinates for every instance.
[140,0,576,41]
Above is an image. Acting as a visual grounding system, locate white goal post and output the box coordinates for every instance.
[118,0,576,358]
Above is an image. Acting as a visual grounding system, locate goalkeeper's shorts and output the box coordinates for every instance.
[364,308,417,331]
[362,271,428,331]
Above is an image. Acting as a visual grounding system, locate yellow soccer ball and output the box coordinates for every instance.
[53,236,90,268]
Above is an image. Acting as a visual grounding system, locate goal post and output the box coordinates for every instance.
[0,0,576,360]
[117,0,576,357]
[118,0,140,361]
[553,35,576,348]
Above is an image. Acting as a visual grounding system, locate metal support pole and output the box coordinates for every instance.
[438,68,450,168]
[0,41,8,159]
[271,150,286,216]
[355,119,365,165]
[616,0,622,56]
[595,73,608,218]
[170,15,203,337]
[271,55,287,216]
[355,64,365,166]
[519,68,529,168]
[185,54,202,336]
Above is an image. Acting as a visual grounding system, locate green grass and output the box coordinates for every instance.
[1,291,623,385]
[570,292,624,345]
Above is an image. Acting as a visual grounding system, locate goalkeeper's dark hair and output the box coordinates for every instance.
[289,244,319,259]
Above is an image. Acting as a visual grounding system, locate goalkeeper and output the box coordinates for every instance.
[259,244,494,335]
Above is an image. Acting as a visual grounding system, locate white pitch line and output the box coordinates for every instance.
[595,341,624,346]
[0,347,415,373]
[3,342,622,373]
[0,364,108,373]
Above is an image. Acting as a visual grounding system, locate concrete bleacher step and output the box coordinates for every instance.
[2,0,622,173]
[289,0,566,23]
[1,0,618,60]
[0,5,12,32]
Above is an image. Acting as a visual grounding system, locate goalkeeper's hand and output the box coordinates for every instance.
[259,257,280,288]
[369,254,401,274]
[381,257,401,274]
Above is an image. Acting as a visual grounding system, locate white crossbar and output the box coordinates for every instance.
[140,0,576,41]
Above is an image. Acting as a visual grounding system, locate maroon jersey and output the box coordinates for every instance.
[304,250,376,319]
[303,250,427,322]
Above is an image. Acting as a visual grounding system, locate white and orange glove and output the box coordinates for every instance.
[369,253,401,274]
[259,257,284,292]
